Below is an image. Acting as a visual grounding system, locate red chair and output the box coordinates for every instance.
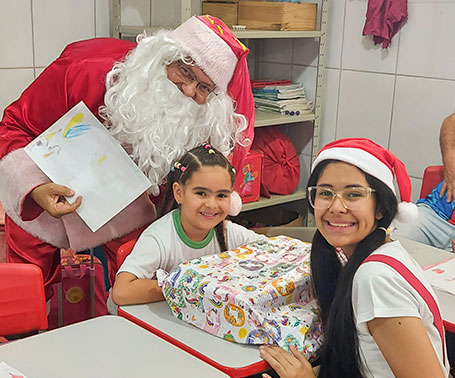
[116,239,138,269]
[0,263,48,337]
[419,165,444,199]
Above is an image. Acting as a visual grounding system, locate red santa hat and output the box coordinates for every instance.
[312,138,418,223]
[171,15,254,173]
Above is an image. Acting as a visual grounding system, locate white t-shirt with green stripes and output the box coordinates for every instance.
[118,209,266,279]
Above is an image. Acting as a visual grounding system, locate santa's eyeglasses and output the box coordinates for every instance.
[175,61,217,99]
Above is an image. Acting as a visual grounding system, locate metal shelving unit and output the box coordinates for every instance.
[241,190,307,212]
[254,109,315,128]
[110,0,329,216]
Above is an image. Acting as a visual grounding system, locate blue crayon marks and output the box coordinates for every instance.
[64,123,91,138]
[63,113,91,138]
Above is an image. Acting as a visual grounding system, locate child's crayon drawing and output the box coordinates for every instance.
[34,113,91,159]
[24,101,151,232]
[63,113,91,138]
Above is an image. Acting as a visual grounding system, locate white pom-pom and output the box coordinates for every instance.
[396,201,419,223]
[229,190,242,216]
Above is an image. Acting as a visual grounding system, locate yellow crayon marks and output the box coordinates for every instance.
[64,113,84,138]
[45,131,59,141]
[97,155,107,165]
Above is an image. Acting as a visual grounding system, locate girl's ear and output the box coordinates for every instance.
[375,208,384,220]
[173,182,184,205]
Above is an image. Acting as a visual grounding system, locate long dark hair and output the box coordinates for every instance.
[160,144,236,251]
[308,159,398,378]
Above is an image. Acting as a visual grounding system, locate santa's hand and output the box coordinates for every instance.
[260,345,315,378]
[30,183,82,218]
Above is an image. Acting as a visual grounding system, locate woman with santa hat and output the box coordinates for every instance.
[260,138,449,378]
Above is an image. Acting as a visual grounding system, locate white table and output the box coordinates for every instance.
[399,238,455,333]
[118,302,268,378]
[0,316,229,378]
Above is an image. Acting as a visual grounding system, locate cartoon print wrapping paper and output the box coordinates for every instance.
[160,236,323,361]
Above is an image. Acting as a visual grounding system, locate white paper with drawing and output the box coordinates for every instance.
[25,101,152,232]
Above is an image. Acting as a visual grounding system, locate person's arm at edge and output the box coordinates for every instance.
[112,272,164,305]
[368,316,445,378]
[439,113,455,201]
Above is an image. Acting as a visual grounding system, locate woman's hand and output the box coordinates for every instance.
[30,183,82,218]
[260,345,316,378]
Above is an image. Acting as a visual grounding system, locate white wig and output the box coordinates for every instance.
[99,31,247,196]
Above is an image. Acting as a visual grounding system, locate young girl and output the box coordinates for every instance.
[112,144,266,305]
[260,138,449,378]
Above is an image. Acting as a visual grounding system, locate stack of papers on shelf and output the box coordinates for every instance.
[423,256,455,295]
[253,83,313,116]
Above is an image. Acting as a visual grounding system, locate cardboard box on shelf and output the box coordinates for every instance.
[238,1,317,31]
[202,1,239,27]
[233,150,263,203]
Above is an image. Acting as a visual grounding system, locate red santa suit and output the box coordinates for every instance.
[0,16,255,300]
[0,38,157,298]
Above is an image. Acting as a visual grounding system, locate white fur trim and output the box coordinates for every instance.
[171,17,237,93]
[61,192,156,251]
[0,148,50,218]
[312,147,396,195]
[396,201,419,223]
[5,192,156,251]
[0,149,156,250]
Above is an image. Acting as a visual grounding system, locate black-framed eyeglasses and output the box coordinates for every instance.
[307,186,376,210]
[175,61,217,99]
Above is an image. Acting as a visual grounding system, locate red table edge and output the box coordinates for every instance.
[118,307,270,377]
[444,320,455,334]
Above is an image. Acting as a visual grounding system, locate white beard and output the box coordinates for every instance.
[100,33,247,196]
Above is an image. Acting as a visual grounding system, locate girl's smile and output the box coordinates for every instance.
[315,162,382,258]
[173,165,232,241]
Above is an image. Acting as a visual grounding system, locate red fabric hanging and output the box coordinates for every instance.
[363,0,408,48]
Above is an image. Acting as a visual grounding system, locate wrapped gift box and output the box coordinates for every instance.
[160,236,323,359]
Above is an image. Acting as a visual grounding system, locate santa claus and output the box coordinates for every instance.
[0,15,254,299]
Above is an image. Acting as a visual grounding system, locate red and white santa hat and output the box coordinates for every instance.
[312,138,418,223]
[171,15,254,174]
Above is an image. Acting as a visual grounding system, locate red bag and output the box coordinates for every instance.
[48,250,107,329]
[252,127,300,195]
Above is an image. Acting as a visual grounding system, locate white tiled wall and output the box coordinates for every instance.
[2,0,455,202]
[0,0,198,118]
[0,0,111,115]
[259,0,455,201]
